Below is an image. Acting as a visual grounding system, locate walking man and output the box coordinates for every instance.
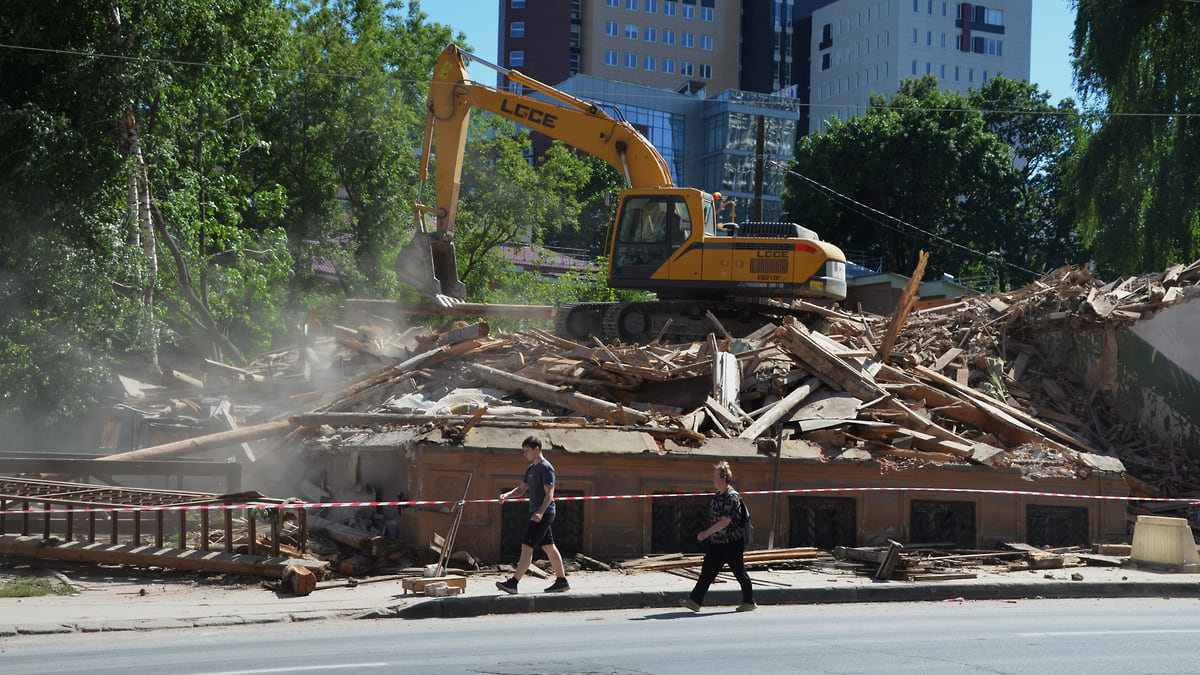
[496,435,570,594]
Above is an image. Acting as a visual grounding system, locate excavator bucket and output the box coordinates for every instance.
[395,233,467,300]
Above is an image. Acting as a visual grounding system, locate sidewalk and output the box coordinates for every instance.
[3,562,1200,635]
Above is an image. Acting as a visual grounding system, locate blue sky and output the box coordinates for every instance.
[420,0,1080,103]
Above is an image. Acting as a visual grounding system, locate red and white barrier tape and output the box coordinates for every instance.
[1,486,1196,516]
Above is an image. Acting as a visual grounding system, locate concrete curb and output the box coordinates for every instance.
[393,579,1200,619]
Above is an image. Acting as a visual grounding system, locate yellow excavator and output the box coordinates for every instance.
[396,44,847,343]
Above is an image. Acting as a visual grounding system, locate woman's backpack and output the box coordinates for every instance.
[739,498,755,546]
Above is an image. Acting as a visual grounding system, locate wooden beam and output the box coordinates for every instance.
[462,362,650,424]
[343,298,556,320]
[98,420,294,462]
[877,250,929,363]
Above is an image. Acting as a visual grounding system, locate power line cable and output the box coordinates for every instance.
[770,159,1041,279]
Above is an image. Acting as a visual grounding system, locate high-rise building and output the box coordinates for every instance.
[808,0,1032,133]
[499,0,741,95]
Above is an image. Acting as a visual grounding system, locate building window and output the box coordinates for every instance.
[1027,504,1090,548]
[626,0,638,9]
[699,63,711,78]
[605,50,618,66]
[510,22,525,38]
[926,62,931,75]
[942,2,947,16]
[911,500,976,549]
[662,58,675,73]
[507,81,523,95]
[941,32,946,48]
[625,24,638,39]
[701,7,713,21]
[663,29,676,45]
[954,65,960,80]
[927,0,933,13]
[682,32,694,48]
[940,64,945,78]
[969,67,975,82]
[981,38,1002,56]
[646,0,658,12]
[926,30,932,46]
[912,0,918,10]
[644,26,657,42]
[911,59,917,75]
[681,61,694,76]
[983,8,1003,25]
[606,21,619,37]
[569,53,580,74]
[607,0,618,6]
[912,28,918,44]
[699,35,712,50]
[664,1,676,17]
[509,51,524,67]
[625,53,637,68]
[682,4,695,19]
[644,56,656,71]
[511,0,525,7]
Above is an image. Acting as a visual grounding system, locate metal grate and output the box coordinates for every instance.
[788,496,857,549]
[1026,504,1089,548]
[500,489,583,560]
[910,499,976,549]
[651,493,709,554]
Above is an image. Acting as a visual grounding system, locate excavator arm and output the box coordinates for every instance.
[397,44,674,299]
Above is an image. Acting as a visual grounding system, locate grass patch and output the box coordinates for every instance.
[0,575,76,597]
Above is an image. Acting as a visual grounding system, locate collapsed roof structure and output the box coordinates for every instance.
[8,261,1199,574]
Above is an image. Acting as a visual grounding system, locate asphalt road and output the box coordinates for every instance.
[3,596,1199,674]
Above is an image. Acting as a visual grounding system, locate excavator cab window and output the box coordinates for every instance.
[702,197,718,236]
[615,196,679,268]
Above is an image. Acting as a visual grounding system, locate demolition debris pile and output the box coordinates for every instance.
[11,261,1195,579]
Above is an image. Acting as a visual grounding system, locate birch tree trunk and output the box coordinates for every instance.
[124,108,160,375]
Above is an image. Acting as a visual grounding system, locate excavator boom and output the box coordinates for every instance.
[397,45,672,299]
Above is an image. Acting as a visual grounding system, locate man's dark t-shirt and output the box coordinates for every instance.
[525,459,556,517]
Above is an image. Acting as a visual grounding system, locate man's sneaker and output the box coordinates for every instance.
[495,577,519,595]
[736,602,757,612]
[544,577,570,593]
[680,597,700,612]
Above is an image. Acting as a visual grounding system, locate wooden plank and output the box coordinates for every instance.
[875,540,903,580]
[773,322,886,402]
[401,575,467,594]
[739,377,821,439]
[933,347,963,372]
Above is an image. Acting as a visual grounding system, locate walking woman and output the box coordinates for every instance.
[680,460,756,612]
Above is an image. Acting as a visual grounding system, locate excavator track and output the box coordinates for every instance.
[557,300,829,345]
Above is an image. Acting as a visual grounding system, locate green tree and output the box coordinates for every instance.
[543,155,626,257]
[450,119,593,300]
[1072,0,1200,276]
[261,0,457,306]
[969,77,1086,280]
[784,77,1033,288]
[0,0,290,439]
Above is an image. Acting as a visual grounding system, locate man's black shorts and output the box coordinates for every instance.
[522,510,555,547]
